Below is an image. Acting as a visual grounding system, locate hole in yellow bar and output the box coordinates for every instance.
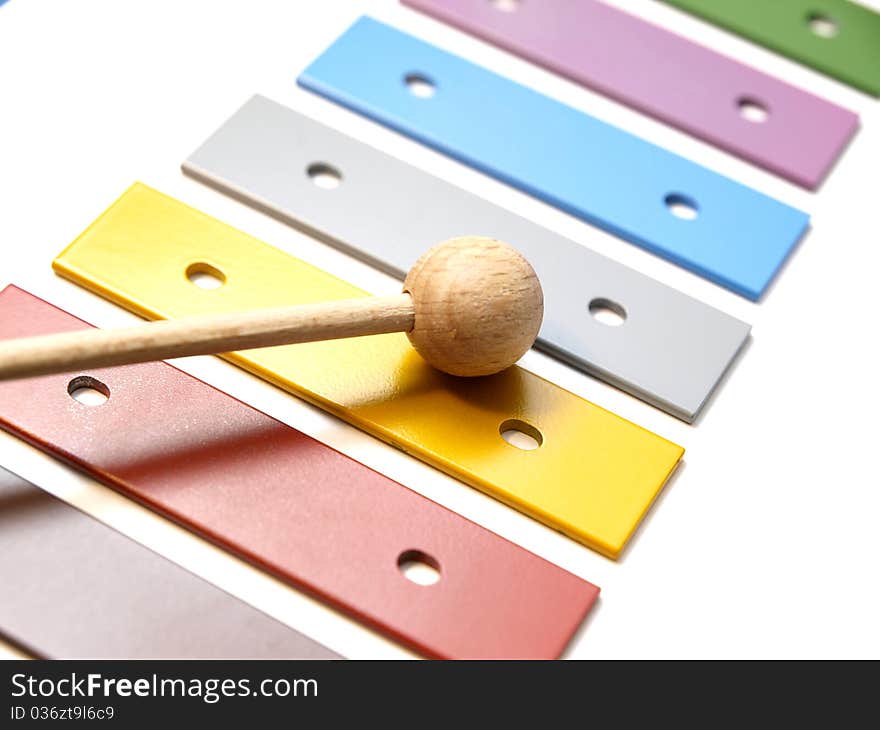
[186,262,226,290]
[500,419,542,450]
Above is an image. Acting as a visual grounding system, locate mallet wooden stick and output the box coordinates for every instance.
[0,237,543,381]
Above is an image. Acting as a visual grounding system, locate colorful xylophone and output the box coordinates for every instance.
[0,0,876,659]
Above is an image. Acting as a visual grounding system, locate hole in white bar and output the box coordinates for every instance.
[307,162,343,190]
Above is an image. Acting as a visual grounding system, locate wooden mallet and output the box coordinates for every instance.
[0,237,543,381]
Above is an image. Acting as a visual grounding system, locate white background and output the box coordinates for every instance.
[1,0,878,659]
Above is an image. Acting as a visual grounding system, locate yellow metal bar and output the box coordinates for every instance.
[53,183,683,558]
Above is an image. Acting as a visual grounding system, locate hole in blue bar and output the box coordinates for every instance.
[404,73,436,98]
[665,193,699,221]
